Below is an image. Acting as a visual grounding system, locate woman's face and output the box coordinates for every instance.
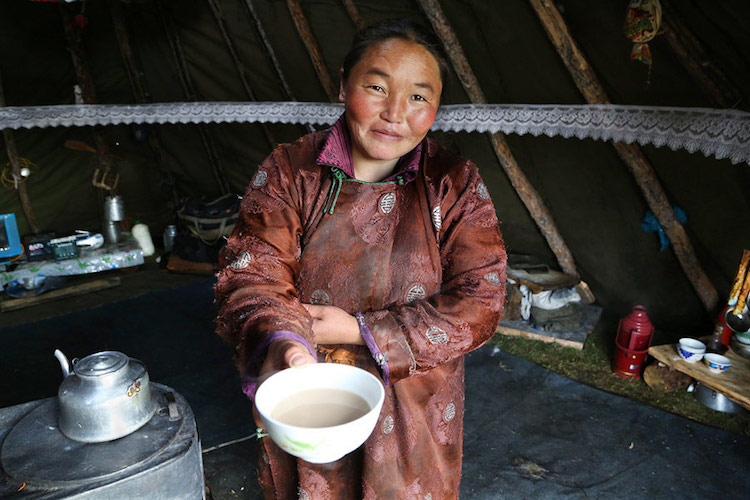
[339,39,442,174]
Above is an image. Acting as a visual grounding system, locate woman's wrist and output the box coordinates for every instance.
[315,313,362,344]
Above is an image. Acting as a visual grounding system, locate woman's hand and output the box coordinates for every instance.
[303,304,363,345]
[258,339,316,380]
[254,339,315,426]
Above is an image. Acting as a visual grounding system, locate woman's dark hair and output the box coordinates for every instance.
[342,18,450,96]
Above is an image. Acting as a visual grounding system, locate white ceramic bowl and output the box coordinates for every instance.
[254,363,385,464]
[677,338,706,363]
[703,353,732,373]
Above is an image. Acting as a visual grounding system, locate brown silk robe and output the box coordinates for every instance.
[215,126,507,499]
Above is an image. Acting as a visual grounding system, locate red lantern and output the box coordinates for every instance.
[613,305,655,379]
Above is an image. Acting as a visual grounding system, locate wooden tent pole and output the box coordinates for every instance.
[416,0,594,301]
[529,0,718,312]
[242,0,295,102]
[59,5,113,175]
[156,0,230,195]
[286,0,338,102]
[206,0,275,147]
[340,0,365,30]
[660,0,745,110]
[0,71,40,234]
[107,0,180,209]
[107,0,146,101]
[242,0,314,134]
[418,0,486,101]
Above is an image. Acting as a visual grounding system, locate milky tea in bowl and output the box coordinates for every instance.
[271,388,371,427]
[255,363,385,463]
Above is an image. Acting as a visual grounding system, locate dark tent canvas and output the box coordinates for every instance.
[2,1,750,498]
[3,0,749,330]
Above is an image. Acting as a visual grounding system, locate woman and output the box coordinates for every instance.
[215,18,506,499]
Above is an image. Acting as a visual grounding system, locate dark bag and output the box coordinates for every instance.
[172,230,225,263]
[177,194,240,245]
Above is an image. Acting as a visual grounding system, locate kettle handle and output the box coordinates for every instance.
[54,349,72,378]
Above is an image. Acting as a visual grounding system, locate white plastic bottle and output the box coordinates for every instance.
[132,221,155,256]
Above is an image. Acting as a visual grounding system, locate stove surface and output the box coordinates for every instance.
[2,389,182,486]
[0,384,205,499]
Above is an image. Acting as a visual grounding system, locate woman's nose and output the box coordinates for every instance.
[381,96,406,123]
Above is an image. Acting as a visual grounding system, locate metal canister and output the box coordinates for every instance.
[103,195,125,222]
[103,220,121,245]
[163,224,177,252]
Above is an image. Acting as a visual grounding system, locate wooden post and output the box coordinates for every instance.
[59,5,113,173]
[340,0,365,30]
[243,0,295,101]
[107,0,180,209]
[156,0,230,195]
[529,0,718,312]
[416,0,593,302]
[206,0,275,147]
[661,0,745,110]
[242,0,313,134]
[0,70,40,234]
[286,0,338,102]
[108,0,146,102]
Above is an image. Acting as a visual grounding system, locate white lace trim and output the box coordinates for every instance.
[436,104,750,166]
[1,101,747,165]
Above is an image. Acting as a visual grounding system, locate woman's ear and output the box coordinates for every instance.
[337,68,346,103]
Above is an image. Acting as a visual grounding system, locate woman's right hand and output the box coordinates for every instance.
[258,339,316,380]
[254,339,316,427]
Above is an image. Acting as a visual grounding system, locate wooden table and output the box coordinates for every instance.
[649,342,750,410]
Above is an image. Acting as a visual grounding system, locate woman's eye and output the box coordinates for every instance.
[368,85,385,92]
[412,94,428,102]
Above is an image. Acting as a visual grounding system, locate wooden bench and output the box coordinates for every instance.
[648,342,750,410]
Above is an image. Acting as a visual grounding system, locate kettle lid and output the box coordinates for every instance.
[74,351,129,377]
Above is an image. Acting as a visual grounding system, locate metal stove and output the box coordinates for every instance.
[0,384,205,499]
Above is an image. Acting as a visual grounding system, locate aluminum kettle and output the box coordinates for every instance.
[54,349,157,443]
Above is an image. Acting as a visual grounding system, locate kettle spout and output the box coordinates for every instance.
[54,349,71,377]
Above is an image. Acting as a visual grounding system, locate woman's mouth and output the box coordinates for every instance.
[371,129,403,141]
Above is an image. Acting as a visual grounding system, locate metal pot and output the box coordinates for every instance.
[690,382,746,415]
[54,349,157,443]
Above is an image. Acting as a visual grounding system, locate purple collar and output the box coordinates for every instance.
[315,114,422,183]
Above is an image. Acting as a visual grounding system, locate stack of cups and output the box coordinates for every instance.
[103,195,124,244]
